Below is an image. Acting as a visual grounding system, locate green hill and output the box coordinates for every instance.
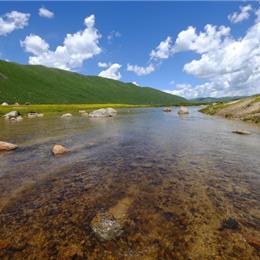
[0,60,186,105]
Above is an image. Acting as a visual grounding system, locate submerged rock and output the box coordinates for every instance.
[220,218,239,230]
[232,129,251,135]
[89,108,117,118]
[28,112,44,118]
[90,212,123,241]
[52,144,69,155]
[178,106,189,115]
[0,141,18,151]
[61,113,72,118]
[163,107,172,112]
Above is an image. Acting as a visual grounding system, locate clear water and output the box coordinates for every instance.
[0,108,259,259]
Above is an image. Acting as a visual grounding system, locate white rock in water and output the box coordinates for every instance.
[16,116,23,121]
[90,212,123,241]
[79,110,86,114]
[52,144,69,155]
[4,111,19,118]
[106,108,117,115]
[178,106,189,114]
[0,141,18,151]
[232,130,251,135]
[163,107,172,112]
[81,112,89,117]
[1,102,8,106]
[27,112,44,118]
[89,108,117,118]
[61,113,72,118]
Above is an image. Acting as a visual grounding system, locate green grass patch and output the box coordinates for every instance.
[0,104,150,116]
[254,96,260,103]
[199,102,228,115]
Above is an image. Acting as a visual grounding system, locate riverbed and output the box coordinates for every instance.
[0,107,259,259]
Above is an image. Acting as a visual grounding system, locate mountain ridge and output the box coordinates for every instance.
[0,60,186,105]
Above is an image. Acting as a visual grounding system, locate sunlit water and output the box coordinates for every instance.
[0,108,259,259]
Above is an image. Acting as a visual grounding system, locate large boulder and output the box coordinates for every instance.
[0,141,18,151]
[4,111,19,118]
[1,102,8,106]
[4,111,23,121]
[178,106,189,115]
[89,108,117,118]
[61,113,72,118]
[52,144,69,155]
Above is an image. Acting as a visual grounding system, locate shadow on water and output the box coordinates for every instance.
[0,108,259,258]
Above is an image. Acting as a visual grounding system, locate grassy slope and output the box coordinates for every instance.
[0,60,186,105]
[200,95,260,123]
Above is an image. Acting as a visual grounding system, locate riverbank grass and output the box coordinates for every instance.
[0,104,149,116]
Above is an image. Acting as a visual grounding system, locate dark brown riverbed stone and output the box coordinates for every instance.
[220,218,239,230]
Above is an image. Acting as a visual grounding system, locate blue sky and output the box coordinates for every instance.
[0,1,259,98]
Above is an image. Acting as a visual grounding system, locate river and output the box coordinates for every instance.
[0,107,259,259]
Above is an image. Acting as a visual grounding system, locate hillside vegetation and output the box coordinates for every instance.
[200,95,260,123]
[0,60,186,105]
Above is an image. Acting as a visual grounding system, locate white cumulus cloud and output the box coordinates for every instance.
[150,36,173,60]
[21,34,49,55]
[166,20,260,98]
[98,63,122,80]
[173,24,230,54]
[127,63,155,76]
[0,11,30,36]
[39,7,54,19]
[228,5,252,24]
[132,81,139,86]
[21,14,101,70]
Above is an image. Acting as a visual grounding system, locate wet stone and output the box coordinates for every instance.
[220,218,239,230]
[90,212,123,241]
